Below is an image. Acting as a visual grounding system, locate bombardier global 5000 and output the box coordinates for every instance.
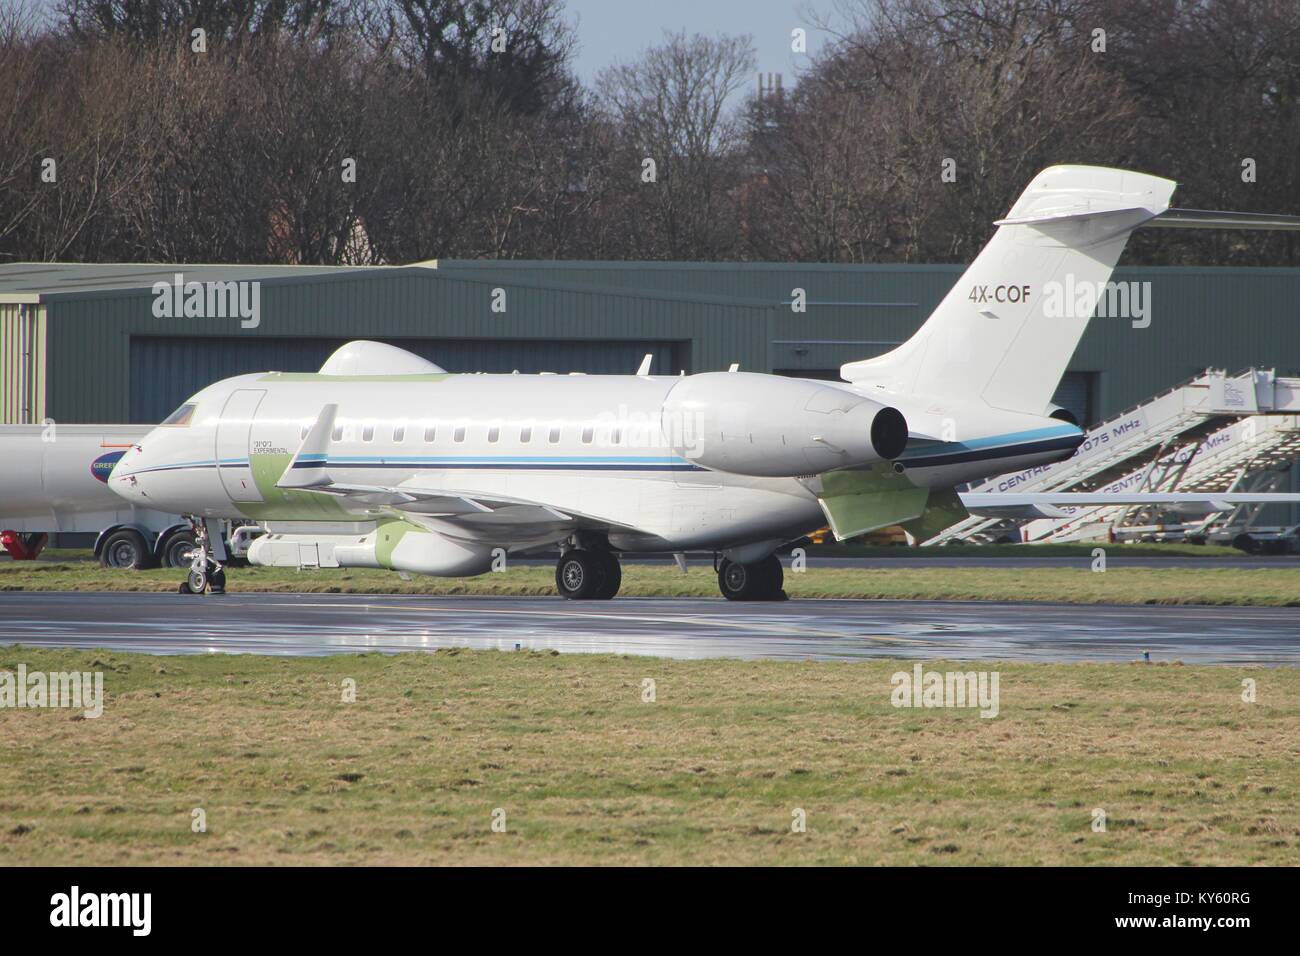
[109,165,1300,600]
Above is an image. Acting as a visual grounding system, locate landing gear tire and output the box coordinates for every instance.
[718,554,786,601]
[555,549,615,600]
[593,551,622,600]
[177,518,226,595]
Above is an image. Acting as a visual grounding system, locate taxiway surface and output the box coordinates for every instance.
[1,592,1297,664]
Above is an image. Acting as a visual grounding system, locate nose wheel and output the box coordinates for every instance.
[178,518,226,595]
[180,565,226,594]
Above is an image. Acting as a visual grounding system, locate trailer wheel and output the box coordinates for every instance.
[100,528,151,570]
[160,530,197,569]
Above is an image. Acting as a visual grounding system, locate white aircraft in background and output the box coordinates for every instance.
[109,165,1300,599]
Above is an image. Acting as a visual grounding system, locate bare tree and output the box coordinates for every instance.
[382,0,579,116]
[0,1,51,255]
[56,0,347,44]
[746,0,1139,263]
[596,30,756,259]
[7,0,1300,266]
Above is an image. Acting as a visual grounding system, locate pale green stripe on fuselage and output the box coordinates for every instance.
[258,373,454,383]
[242,452,354,520]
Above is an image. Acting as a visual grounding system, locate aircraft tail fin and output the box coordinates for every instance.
[840,165,1177,415]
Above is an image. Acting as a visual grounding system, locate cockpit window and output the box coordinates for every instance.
[161,403,196,426]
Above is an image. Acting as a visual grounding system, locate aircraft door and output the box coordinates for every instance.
[216,389,267,502]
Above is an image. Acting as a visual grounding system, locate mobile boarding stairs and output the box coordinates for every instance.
[928,369,1300,547]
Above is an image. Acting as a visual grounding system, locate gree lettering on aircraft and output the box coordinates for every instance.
[252,441,289,455]
[968,284,1031,304]
[90,450,126,484]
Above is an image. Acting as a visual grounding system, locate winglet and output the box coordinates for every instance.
[278,404,338,489]
[636,353,653,376]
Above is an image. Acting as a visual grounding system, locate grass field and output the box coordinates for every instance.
[2,550,1298,605]
[0,646,1295,865]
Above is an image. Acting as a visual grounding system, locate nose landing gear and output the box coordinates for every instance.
[177,518,226,595]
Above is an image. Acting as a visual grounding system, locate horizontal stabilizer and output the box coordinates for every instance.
[1144,208,1300,231]
[994,204,1150,227]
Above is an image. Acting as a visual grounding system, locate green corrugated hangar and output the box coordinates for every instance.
[3,259,1300,429]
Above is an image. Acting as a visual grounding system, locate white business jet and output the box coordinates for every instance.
[109,165,1300,599]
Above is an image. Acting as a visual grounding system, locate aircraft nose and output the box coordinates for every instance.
[109,445,149,504]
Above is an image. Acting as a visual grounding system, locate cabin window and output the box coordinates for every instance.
[611,426,622,445]
[548,425,561,444]
[581,425,594,444]
[393,422,406,443]
[520,424,533,443]
[424,424,436,442]
[160,403,195,427]
[488,425,500,443]
[454,425,466,443]
[331,425,344,442]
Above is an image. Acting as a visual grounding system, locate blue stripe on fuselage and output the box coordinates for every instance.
[898,424,1084,469]
[118,424,1085,479]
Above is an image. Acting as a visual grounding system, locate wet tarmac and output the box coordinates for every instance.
[1,591,1297,664]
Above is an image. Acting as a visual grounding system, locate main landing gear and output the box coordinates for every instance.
[553,547,786,601]
[716,554,786,601]
[178,518,226,595]
[555,548,622,600]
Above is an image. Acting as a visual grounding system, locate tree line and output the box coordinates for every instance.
[2,0,1299,267]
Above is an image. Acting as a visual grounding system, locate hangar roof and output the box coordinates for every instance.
[0,262,407,302]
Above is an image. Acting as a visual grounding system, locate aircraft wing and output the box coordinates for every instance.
[294,478,647,532]
[308,480,568,520]
[960,491,1300,519]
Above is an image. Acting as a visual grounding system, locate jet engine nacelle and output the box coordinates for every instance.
[661,372,908,477]
[248,523,493,577]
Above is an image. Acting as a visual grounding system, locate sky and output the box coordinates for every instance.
[563,0,834,95]
[27,0,840,98]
